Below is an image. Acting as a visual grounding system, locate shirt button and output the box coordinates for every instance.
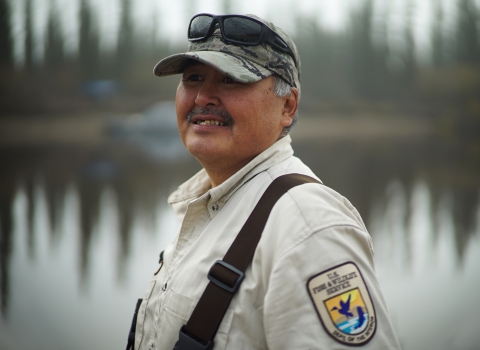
[212,204,219,211]
[162,283,167,291]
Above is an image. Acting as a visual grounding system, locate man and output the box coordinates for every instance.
[133,13,401,350]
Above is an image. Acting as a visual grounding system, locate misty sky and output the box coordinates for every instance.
[7,0,479,65]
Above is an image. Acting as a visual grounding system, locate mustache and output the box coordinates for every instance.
[186,107,234,125]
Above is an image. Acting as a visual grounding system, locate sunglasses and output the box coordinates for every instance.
[188,14,297,67]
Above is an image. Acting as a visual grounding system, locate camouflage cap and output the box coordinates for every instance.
[153,14,301,92]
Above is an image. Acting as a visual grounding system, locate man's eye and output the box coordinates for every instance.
[184,74,202,81]
[223,77,236,84]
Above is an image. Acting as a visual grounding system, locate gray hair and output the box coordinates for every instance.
[273,75,298,135]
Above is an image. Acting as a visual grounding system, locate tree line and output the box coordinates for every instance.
[0,0,479,114]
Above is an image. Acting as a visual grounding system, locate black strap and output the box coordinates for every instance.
[174,174,320,349]
[126,298,143,350]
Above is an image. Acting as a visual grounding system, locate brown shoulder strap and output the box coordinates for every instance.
[173,174,321,350]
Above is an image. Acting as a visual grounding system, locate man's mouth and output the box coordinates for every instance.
[195,120,226,126]
[187,107,234,126]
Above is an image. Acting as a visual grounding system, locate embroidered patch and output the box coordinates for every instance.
[306,262,376,346]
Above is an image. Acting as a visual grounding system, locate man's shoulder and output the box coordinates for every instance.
[256,168,371,267]
[263,165,366,235]
[243,156,367,233]
[285,181,365,231]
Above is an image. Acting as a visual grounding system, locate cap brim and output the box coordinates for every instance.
[153,51,272,83]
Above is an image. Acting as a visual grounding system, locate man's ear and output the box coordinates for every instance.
[281,87,299,128]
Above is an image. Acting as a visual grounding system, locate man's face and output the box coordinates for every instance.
[176,62,295,185]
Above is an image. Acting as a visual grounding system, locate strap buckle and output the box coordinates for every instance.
[207,260,245,293]
[173,326,213,350]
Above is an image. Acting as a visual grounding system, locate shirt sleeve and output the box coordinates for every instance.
[262,224,401,350]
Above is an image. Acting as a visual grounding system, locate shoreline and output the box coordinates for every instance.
[292,114,431,141]
[0,113,433,146]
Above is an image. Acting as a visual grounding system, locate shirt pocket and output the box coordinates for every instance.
[164,288,235,350]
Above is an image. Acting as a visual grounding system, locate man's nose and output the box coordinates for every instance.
[195,80,220,107]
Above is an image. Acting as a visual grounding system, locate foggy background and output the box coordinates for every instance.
[0,0,479,349]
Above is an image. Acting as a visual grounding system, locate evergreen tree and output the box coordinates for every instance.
[117,0,134,76]
[431,1,444,66]
[369,3,389,89]
[348,0,379,97]
[0,0,13,68]
[403,0,416,82]
[149,8,167,63]
[79,0,99,78]
[24,0,34,70]
[45,1,64,72]
[456,0,480,64]
[295,17,344,99]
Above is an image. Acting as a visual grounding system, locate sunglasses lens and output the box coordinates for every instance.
[223,17,262,43]
[189,15,213,39]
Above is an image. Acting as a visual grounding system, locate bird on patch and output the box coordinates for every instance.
[355,306,366,329]
[331,294,354,318]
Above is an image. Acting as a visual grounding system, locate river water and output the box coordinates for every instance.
[0,117,479,349]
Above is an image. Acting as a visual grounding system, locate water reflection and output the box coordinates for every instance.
[371,180,480,349]
[0,142,200,313]
[1,180,179,350]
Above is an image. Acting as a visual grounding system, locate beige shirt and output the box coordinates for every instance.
[135,135,400,350]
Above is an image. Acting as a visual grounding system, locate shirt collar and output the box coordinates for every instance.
[168,135,294,216]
